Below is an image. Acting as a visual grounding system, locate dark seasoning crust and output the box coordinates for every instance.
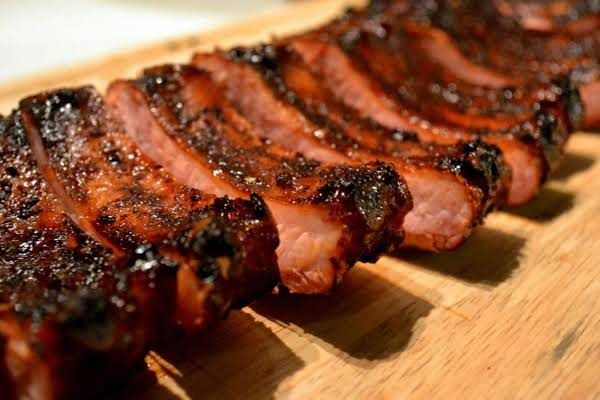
[16,86,280,312]
[130,65,411,246]
[0,90,280,399]
[0,0,592,398]
[333,13,551,122]
[19,88,212,249]
[222,44,508,219]
[384,0,598,123]
[106,66,412,296]
[0,111,173,399]
[328,7,575,180]
[135,65,354,201]
[407,0,600,76]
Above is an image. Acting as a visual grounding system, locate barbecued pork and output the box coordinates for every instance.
[0,91,279,399]
[332,11,579,130]
[493,0,600,34]
[106,67,411,293]
[372,0,598,130]
[0,0,592,395]
[192,49,509,250]
[18,87,279,311]
[280,24,573,205]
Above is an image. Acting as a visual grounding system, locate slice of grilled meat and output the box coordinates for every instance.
[17,87,279,314]
[192,49,510,251]
[372,0,600,35]
[331,11,575,131]
[378,0,599,130]
[106,67,411,293]
[283,29,572,205]
[0,110,279,399]
[493,0,600,35]
[1,112,152,400]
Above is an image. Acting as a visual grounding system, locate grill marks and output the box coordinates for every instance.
[192,48,509,250]
[106,65,412,293]
[1,93,280,399]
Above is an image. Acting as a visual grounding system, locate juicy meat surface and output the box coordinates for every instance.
[282,28,573,205]
[192,48,511,250]
[0,112,154,400]
[106,66,412,293]
[492,0,600,34]
[0,0,592,396]
[377,0,599,72]
[376,0,598,129]
[0,92,280,399]
[331,13,570,130]
[18,86,279,315]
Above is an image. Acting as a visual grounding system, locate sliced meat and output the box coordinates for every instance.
[282,33,572,205]
[0,110,279,399]
[192,50,510,250]
[372,0,600,72]
[18,87,279,314]
[493,0,600,34]
[379,0,599,130]
[106,68,411,293]
[0,112,150,400]
[330,13,570,131]
[18,87,280,312]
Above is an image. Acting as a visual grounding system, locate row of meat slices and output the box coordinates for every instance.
[1,0,597,398]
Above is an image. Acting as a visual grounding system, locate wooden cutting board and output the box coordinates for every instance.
[2,1,600,399]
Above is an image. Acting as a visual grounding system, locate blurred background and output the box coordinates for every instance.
[0,0,288,84]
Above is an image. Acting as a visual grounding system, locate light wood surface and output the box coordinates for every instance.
[1,1,599,399]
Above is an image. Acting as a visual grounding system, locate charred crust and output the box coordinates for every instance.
[16,197,41,220]
[313,161,411,261]
[248,192,268,219]
[174,196,277,290]
[97,214,117,225]
[556,75,584,131]
[438,140,502,191]
[227,45,280,71]
[5,167,18,178]
[19,86,107,146]
[227,45,359,152]
[314,161,408,230]
[529,106,569,181]
[170,197,279,311]
[434,139,509,212]
[190,219,235,283]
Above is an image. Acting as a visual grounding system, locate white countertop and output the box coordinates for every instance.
[0,0,287,84]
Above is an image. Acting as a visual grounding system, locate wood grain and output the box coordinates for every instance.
[1,1,599,399]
